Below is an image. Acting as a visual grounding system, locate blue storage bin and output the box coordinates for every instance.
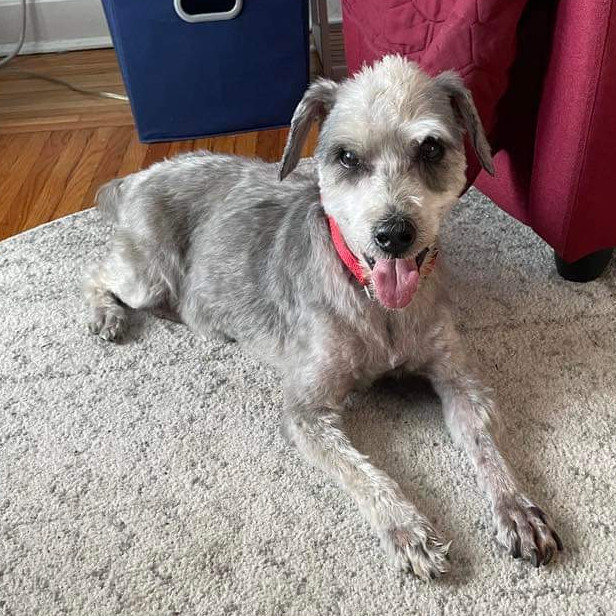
[102,0,310,142]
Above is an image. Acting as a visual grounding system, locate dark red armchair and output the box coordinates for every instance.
[342,0,616,281]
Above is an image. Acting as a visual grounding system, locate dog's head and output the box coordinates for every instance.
[280,55,493,309]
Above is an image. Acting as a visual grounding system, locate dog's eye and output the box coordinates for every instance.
[339,150,360,169]
[418,137,444,163]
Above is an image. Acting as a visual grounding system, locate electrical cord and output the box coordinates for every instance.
[4,67,130,101]
[0,0,128,102]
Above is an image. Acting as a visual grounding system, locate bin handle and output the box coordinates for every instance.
[174,0,243,23]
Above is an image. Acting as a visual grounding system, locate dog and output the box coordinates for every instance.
[84,56,562,580]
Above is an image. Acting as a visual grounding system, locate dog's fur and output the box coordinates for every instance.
[84,56,561,579]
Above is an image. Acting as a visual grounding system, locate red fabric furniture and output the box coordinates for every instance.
[342,0,616,278]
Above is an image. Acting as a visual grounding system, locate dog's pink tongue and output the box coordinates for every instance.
[372,259,420,309]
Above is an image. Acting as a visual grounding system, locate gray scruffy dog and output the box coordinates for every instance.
[85,56,562,579]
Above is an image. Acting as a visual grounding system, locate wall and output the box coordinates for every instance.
[0,0,111,55]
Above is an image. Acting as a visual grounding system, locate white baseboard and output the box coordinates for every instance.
[0,0,112,56]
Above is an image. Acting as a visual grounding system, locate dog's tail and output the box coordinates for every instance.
[95,178,124,223]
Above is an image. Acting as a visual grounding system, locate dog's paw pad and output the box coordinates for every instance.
[383,525,451,581]
[494,493,562,567]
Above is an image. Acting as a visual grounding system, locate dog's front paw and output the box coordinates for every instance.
[88,307,127,342]
[380,521,451,580]
[493,493,563,566]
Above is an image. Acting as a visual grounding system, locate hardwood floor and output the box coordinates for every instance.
[0,49,318,241]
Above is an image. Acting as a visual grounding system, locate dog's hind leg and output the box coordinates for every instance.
[84,263,128,341]
[282,386,450,580]
[84,234,177,341]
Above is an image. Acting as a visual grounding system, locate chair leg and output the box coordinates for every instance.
[554,248,613,282]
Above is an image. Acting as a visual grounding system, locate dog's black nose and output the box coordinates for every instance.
[373,216,416,255]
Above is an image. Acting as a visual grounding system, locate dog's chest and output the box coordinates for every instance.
[338,310,431,385]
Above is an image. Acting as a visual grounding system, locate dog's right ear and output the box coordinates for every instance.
[279,79,338,181]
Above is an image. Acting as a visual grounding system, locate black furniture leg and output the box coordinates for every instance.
[554,248,613,282]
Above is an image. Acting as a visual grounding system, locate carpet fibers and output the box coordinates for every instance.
[1,188,615,615]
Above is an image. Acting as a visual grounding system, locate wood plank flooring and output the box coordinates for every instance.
[0,49,318,241]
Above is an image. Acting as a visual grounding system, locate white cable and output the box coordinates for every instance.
[0,0,128,102]
[7,68,129,101]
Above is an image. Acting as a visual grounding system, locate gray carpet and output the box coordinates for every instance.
[1,187,615,615]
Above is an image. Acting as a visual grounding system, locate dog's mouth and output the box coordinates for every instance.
[414,247,430,269]
[363,247,429,271]
[362,248,430,310]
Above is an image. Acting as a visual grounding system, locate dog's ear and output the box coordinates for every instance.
[435,72,495,176]
[279,79,339,181]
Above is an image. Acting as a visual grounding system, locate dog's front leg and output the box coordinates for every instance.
[423,318,563,566]
[282,390,450,579]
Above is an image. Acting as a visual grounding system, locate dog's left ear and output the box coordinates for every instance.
[279,79,339,181]
[435,72,495,176]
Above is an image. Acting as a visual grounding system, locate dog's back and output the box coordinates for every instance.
[86,151,323,344]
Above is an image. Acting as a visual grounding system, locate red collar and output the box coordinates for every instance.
[326,215,367,286]
[325,215,439,290]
